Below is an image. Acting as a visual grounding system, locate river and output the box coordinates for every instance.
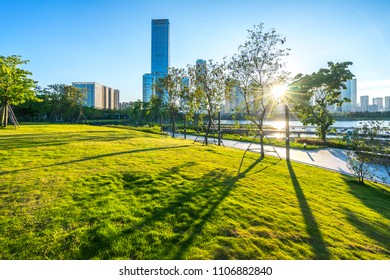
[220,120,390,130]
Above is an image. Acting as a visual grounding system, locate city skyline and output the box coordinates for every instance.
[1,0,390,102]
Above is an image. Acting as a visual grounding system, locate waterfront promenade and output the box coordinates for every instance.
[177,134,390,185]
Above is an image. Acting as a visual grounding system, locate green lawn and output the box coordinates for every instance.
[0,124,389,260]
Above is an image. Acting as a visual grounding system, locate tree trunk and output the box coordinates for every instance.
[4,103,9,128]
[259,125,264,158]
[258,115,265,158]
[184,113,187,139]
[205,113,212,145]
[170,113,175,138]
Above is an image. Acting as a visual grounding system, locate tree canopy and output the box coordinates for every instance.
[229,23,290,156]
[289,61,354,141]
[0,55,37,126]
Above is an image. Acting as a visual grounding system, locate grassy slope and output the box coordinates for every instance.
[0,124,389,260]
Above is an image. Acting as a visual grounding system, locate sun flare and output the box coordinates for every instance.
[271,84,288,100]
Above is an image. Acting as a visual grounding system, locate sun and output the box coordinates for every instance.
[271,84,288,100]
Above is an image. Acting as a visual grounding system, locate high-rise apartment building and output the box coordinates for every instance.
[143,19,170,102]
[72,82,119,110]
[339,79,357,112]
[360,95,369,112]
[373,97,384,111]
[385,96,390,111]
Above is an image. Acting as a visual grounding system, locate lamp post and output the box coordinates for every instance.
[285,104,290,161]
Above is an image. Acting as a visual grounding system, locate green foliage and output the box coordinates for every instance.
[229,23,290,155]
[36,84,87,123]
[188,60,229,144]
[346,121,390,183]
[154,67,187,137]
[0,55,38,126]
[0,124,389,259]
[289,61,354,141]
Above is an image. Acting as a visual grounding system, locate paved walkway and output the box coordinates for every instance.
[174,133,390,185]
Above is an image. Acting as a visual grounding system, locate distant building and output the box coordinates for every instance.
[114,89,120,110]
[225,86,246,115]
[385,96,390,111]
[120,102,131,110]
[369,104,379,112]
[372,97,384,111]
[72,82,119,110]
[338,79,357,112]
[142,73,154,103]
[360,95,369,112]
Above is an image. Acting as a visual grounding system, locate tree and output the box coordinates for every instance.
[346,121,385,183]
[289,61,354,141]
[229,23,290,157]
[0,55,37,127]
[39,84,86,123]
[188,59,229,145]
[155,67,186,137]
[179,76,196,139]
[128,100,147,125]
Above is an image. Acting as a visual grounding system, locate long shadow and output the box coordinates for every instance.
[344,208,390,254]
[78,157,274,259]
[341,175,390,221]
[238,148,265,175]
[173,155,269,259]
[306,151,315,162]
[341,175,390,252]
[287,161,331,259]
[0,132,140,150]
[0,145,191,175]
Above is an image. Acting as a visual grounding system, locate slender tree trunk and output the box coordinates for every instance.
[4,102,9,128]
[205,111,212,145]
[1,104,5,127]
[170,110,175,138]
[259,122,264,158]
[184,113,187,139]
[258,110,266,158]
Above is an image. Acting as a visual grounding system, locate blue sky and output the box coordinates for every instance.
[2,0,390,103]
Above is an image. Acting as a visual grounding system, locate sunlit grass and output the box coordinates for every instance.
[0,124,389,259]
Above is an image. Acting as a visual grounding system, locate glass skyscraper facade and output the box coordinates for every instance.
[151,19,170,75]
[142,73,154,103]
[143,19,170,102]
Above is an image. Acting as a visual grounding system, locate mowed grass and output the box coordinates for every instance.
[0,124,389,260]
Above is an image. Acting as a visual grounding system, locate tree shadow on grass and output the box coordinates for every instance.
[344,208,390,255]
[0,131,139,150]
[341,175,390,255]
[0,145,191,175]
[341,175,390,221]
[78,157,274,259]
[287,161,331,259]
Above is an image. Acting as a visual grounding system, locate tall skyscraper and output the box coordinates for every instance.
[360,95,369,112]
[373,97,384,111]
[385,96,390,111]
[143,19,170,102]
[340,79,357,112]
[151,19,170,75]
[142,73,154,103]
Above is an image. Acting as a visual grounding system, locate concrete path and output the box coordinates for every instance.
[173,133,390,185]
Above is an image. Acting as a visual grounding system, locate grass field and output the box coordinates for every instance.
[0,124,389,260]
